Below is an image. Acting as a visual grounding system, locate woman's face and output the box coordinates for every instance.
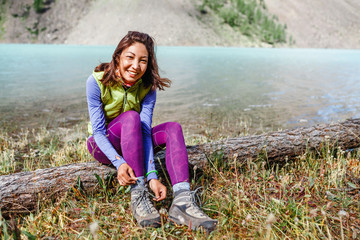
[118,42,148,83]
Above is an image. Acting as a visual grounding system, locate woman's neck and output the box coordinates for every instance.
[115,69,136,87]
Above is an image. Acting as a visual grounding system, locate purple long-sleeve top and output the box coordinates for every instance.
[86,75,158,181]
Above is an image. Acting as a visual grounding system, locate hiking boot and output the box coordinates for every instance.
[131,186,161,228]
[168,189,218,232]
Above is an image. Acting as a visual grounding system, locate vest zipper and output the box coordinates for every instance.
[124,88,128,105]
[123,84,134,108]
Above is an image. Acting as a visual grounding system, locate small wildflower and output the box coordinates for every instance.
[159,208,167,215]
[245,214,252,222]
[309,209,318,218]
[266,213,276,224]
[265,213,276,230]
[338,210,347,218]
[89,221,99,240]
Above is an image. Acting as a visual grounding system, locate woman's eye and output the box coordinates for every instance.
[126,56,133,59]
[141,60,147,64]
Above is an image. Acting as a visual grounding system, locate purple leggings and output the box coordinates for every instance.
[87,111,189,185]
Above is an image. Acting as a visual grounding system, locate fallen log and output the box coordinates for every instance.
[187,118,360,167]
[1,118,360,217]
[0,162,117,218]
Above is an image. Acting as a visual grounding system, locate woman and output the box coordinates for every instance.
[86,31,217,231]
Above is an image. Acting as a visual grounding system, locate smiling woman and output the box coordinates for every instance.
[117,42,149,86]
[85,31,218,231]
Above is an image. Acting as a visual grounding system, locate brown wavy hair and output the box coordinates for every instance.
[94,31,171,90]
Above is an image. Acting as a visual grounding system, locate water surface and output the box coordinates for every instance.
[1,44,359,136]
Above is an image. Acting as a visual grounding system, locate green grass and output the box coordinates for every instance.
[0,120,359,239]
[199,0,291,45]
[0,122,90,176]
[33,0,45,14]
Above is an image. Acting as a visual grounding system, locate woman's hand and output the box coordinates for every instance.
[149,179,167,201]
[117,163,137,186]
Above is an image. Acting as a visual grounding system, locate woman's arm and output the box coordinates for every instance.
[86,75,126,169]
[140,89,158,181]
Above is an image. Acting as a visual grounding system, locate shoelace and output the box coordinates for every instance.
[133,186,157,214]
[188,187,208,217]
[190,187,203,207]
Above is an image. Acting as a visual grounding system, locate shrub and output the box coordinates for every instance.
[33,0,44,13]
[200,0,288,44]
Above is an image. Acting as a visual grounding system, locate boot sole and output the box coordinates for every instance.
[168,216,217,232]
[139,219,161,228]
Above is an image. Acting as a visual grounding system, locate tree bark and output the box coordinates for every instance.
[0,162,117,217]
[1,118,360,217]
[186,118,360,167]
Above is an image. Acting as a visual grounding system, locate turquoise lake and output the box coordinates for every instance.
[0,44,359,135]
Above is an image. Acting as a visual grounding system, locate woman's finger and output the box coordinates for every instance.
[118,178,124,185]
[118,174,136,186]
[119,165,132,184]
[157,187,167,201]
[118,174,127,185]
[153,188,160,201]
[127,168,137,183]
[117,164,128,185]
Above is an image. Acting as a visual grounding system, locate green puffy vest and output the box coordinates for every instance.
[88,71,152,135]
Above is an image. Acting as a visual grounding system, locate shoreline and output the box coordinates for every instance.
[2,42,360,51]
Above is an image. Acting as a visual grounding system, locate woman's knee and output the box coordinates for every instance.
[165,122,183,135]
[122,110,141,130]
[108,110,141,135]
[152,122,184,146]
[123,110,140,119]
[122,110,141,127]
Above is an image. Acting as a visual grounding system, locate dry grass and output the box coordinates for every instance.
[0,123,90,175]
[1,120,360,239]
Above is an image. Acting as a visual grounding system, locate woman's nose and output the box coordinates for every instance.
[131,61,140,70]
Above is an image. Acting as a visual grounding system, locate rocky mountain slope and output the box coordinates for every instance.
[0,0,359,48]
[263,0,360,49]
[64,0,257,46]
[0,0,92,44]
